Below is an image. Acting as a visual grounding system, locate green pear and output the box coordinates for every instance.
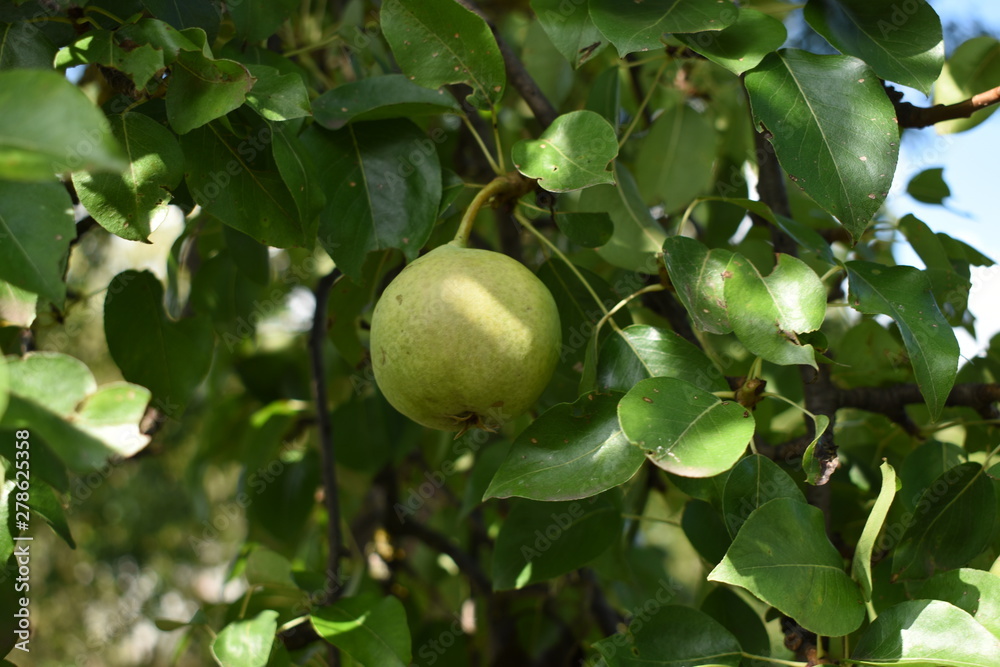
[370,241,561,432]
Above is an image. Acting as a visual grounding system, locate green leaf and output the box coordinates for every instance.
[54,30,165,91]
[850,600,1000,667]
[117,19,206,64]
[682,499,731,564]
[512,110,618,192]
[0,356,7,422]
[676,8,787,75]
[662,236,734,335]
[635,102,715,212]
[582,164,666,271]
[852,461,896,601]
[531,0,607,68]
[493,493,621,590]
[0,22,56,70]
[721,454,805,537]
[140,0,222,42]
[586,66,622,131]
[244,65,311,121]
[619,377,754,478]
[302,120,441,283]
[104,270,214,412]
[28,480,75,548]
[700,586,771,656]
[381,0,506,109]
[0,180,74,305]
[892,462,996,581]
[907,167,951,205]
[210,610,277,667]
[0,69,124,180]
[709,498,866,636]
[1,353,151,469]
[270,122,324,242]
[596,324,728,394]
[312,74,461,130]
[181,119,304,248]
[898,214,970,324]
[593,605,742,667]
[228,0,297,42]
[722,253,827,367]
[744,50,898,240]
[484,391,644,502]
[552,212,613,248]
[72,113,184,242]
[166,52,254,134]
[590,0,739,58]
[919,569,1000,641]
[310,595,412,667]
[934,37,1000,134]
[845,261,959,421]
[803,0,944,93]
[536,258,629,372]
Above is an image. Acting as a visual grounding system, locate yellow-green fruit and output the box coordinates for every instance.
[370,242,561,432]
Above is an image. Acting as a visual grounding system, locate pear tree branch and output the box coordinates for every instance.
[891,84,1000,128]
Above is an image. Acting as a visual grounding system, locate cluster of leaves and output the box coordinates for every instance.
[1,0,999,665]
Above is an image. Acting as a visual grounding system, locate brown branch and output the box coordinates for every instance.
[892,84,1000,128]
[309,269,345,607]
[453,0,558,128]
[837,382,1000,423]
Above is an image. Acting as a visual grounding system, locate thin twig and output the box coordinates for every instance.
[892,84,1000,128]
[309,269,345,604]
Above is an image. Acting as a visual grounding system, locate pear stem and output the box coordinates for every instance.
[454,173,530,248]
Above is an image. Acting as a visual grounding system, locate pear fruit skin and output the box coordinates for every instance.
[370,242,561,432]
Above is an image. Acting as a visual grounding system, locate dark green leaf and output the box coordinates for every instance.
[181,119,304,248]
[619,377,754,477]
[635,102,715,212]
[907,167,950,205]
[585,66,621,131]
[0,180,74,305]
[228,0,298,42]
[709,498,866,636]
[596,324,728,394]
[512,110,618,192]
[593,605,741,667]
[72,112,184,242]
[531,0,607,68]
[744,50,898,240]
[700,586,770,656]
[0,22,56,70]
[723,253,827,367]
[682,499,731,564]
[493,493,621,590]
[846,261,959,421]
[919,569,1000,641]
[141,0,221,41]
[590,0,739,57]
[553,212,613,248]
[581,164,666,270]
[210,610,277,667]
[166,52,253,134]
[105,270,214,411]
[804,0,944,93]
[892,462,996,581]
[851,600,1000,666]
[313,74,460,130]
[381,0,505,109]
[676,8,787,74]
[722,454,805,537]
[271,122,324,241]
[0,69,124,180]
[484,391,643,502]
[303,120,441,282]
[662,235,733,335]
[245,65,311,121]
[28,480,74,548]
[311,595,412,667]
